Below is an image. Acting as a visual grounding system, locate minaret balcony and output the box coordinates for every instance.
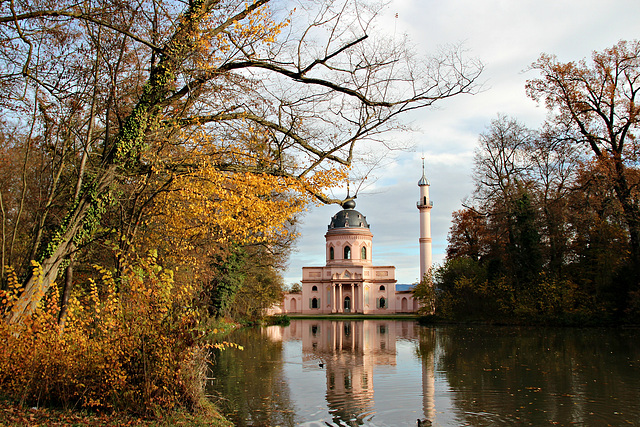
[416,200,433,208]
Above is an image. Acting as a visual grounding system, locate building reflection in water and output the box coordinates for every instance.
[221,322,640,426]
[280,319,435,426]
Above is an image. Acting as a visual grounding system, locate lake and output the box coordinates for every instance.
[207,319,640,426]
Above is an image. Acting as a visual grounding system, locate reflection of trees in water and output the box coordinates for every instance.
[436,326,640,426]
[207,327,297,427]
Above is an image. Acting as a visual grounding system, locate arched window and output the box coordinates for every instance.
[424,196,427,205]
[311,298,319,309]
[329,247,334,260]
[379,285,385,291]
[361,246,367,259]
[312,285,318,292]
[380,297,386,308]
[344,246,351,260]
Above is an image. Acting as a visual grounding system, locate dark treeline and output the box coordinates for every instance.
[428,41,640,324]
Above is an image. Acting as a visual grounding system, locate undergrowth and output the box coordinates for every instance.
[0,251,235,422]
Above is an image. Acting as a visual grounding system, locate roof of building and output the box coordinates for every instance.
[418,158,430,186]
[418,174,430,186]
[328,200,370,230]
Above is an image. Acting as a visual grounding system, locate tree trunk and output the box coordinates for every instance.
[58,259,73,329]
[6,167,117,324]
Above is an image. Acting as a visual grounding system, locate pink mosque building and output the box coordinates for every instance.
[279,165,433,315]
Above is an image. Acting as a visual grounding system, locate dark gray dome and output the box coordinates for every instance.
[328,202,370,230]
[343,199,356,209]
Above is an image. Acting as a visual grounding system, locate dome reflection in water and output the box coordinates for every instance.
[208,319,640,426]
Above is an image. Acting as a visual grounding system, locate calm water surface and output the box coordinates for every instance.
[207,320,640,426]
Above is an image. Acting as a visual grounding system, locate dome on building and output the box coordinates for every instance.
[418,174,430,186]
[328,201,370,230]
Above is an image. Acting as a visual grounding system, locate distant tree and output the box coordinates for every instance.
[506,190,542,290]
[446,208,489,262]
[207,246,247,318]
[412,270,435,315]
[473,115,535,206]
[527,40,640,277]
[228,245,287,321]
[431,258,499,319]
[289,283,302,294]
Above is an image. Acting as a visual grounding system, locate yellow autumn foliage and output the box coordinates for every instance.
[0,253,233,414]
[140,150,345,271]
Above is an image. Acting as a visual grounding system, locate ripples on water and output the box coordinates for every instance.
[207,320,640,426]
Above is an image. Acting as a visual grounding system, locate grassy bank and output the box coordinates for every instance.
[277,313,420,321]
[0,398,231,427]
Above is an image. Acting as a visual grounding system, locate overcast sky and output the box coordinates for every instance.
[283,0,640,286]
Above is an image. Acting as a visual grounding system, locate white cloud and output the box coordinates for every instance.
[283,0,640,286]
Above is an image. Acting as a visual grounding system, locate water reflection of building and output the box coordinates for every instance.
[420,327,436,422]
[284,319,426,425]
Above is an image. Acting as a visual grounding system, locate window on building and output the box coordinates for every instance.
[329,246,334,260]
[379,285,385,291]
[379,297,386,308]
[311,298,319,309]
[312,285,318,292]
[361,246,367,259]
[344,246,351,259]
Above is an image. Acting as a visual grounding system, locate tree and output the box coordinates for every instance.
[227,245,287,321]
[471,116,542,285]
[527,40,640,276]
[446,208,489,261]
[445,115,597,319]
[470,116,583,286]
[473,115,535,206]
[0,0,482,324]
[526,127,582,278]
[412,269,435,315]
[288,283,302,293]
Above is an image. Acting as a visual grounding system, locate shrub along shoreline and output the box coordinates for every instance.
[0,253,237,425]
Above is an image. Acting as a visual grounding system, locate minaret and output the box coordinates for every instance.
[417,159,433,281]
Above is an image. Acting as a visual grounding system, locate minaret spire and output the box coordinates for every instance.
[417,159,432,281]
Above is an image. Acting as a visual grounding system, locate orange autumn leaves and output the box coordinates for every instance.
[147,161,345,261]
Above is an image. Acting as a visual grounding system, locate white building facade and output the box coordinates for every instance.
[282,200,419,314]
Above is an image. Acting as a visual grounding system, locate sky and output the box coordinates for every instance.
[282,0,640,286]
